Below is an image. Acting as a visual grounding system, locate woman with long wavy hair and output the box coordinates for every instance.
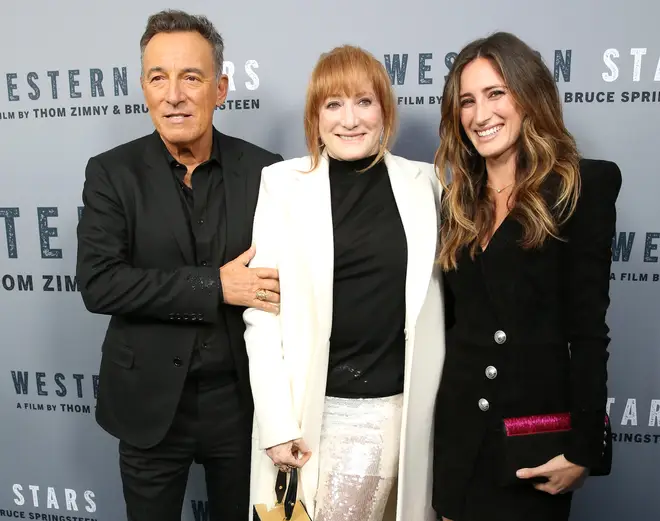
[431,31,622,521]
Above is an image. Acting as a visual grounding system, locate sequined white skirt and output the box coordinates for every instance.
[314,394,403,521]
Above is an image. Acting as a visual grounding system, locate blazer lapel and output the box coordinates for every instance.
[216,132,247,263]
[290,153,439,346]
[142,132,195,264]
[385,153,439,332]
[295,156,335,339]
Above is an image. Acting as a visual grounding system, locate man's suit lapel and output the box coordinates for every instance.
[142,130,249,266]
[216,131,247,264]
[142,132,195,264]
[385,153,438,331]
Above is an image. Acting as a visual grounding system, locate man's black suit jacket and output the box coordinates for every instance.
[76,129,283,449]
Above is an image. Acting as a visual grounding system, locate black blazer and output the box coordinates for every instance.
[433,159,622,511]
[76,129,282,449]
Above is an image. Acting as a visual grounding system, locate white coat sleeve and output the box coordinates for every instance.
[243,168,302,450]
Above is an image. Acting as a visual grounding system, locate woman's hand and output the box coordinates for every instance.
[266,438,312,472]
[516,454,588,494]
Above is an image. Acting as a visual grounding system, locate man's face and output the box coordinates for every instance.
[141,31,228,149]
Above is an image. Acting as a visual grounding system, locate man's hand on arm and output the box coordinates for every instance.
[220,246,280,314]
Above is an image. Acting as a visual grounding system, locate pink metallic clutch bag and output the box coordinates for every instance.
[499,412,611,485]
[503,412,574,437]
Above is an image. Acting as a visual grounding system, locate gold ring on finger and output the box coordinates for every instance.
[256,289,267,301]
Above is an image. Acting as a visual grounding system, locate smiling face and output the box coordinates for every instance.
[318,86,383,161]
[303,45,397,170]
[140,31,228,150]
[459,57,523,162]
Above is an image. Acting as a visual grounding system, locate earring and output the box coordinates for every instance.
[379,128,384,144]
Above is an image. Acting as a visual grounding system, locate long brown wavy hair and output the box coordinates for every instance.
[436,32,581,271]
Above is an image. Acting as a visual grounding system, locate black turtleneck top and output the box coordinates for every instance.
[326,154,407,398]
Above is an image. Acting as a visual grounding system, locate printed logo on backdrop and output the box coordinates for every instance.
[0,59,262,121]
[611,231,660,284]
[0,210,97,415]
[381,51,456,107]
[607,396,660,446]
[565,47,660,104]
[8,368,98,416]
[190,500,210,521]
[0,483,97,520]
[0,206,84,295]
[381,47,659,106]
[380,50,577,106]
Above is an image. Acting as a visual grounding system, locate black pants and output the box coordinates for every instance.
[118,375,252,521]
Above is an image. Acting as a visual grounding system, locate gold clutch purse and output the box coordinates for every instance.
[254,468,311,521]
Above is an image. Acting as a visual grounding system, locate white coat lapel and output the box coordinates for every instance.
[384,153,438,332]
[294,155,334,342]
[289,156,334,510]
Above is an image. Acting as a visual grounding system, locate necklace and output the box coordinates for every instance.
[488,182,514,193]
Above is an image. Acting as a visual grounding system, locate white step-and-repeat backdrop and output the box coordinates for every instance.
[0,1,657,519]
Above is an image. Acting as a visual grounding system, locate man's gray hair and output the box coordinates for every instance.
[139,9,224,79]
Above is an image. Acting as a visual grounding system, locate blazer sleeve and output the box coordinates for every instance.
[76,156,222,323]
[561,159,622,469]
[243,168,302,449]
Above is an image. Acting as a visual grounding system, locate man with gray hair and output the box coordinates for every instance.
[76,9,282,521]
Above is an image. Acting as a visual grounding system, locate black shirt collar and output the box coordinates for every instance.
[160,128,222,169]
